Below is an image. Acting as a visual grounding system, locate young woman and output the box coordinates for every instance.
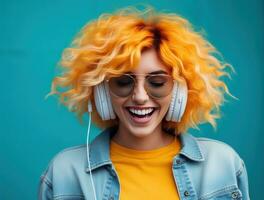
[39,7,250,200]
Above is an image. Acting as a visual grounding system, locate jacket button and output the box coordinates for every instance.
[184,190,190,197]
[231,191,239,199]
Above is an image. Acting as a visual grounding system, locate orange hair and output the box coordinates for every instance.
[47,6,236,134]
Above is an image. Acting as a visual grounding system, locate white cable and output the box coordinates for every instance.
[86,100,98,200]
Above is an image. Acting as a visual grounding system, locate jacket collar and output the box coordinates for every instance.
[179,132,204,162]
[86,126,204,172]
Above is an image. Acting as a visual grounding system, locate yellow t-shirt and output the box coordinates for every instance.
[110,137,181,200]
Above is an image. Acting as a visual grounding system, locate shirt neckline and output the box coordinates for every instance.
[110,137,181,159]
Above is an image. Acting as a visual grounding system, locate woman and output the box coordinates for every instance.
[39,7,250,200]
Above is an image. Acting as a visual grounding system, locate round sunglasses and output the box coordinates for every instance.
[106,73,175,99]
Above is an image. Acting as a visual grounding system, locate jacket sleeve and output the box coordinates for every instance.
[38,174,53,200]
[237,159,250,200]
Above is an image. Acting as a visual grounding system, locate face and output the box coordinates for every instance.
[109,48,173,138]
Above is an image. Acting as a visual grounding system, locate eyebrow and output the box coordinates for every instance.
[149,70,168,75]
[127,70,168,75]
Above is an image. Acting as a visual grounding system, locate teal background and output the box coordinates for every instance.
[0,0,263,199]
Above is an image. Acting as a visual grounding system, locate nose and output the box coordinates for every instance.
[132,79,149,104]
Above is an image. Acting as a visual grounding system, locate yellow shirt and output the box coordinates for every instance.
[110,137,181,200]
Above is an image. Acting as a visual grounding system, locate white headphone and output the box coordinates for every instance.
[93,79,188,122]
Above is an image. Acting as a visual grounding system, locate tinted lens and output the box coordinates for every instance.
[146,75,174,98]
[108,75,134,97]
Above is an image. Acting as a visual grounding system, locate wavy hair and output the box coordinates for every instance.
[47,6,236,134]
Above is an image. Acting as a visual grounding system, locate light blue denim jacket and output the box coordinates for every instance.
[39,126,250,200]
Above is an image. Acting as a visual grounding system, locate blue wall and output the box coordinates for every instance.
[0,0,263,199]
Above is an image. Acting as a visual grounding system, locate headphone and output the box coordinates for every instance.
[93,79,188,122]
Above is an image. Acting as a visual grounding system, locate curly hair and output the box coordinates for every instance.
[47,6,236,134]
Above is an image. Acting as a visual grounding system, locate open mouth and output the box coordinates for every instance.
[126,107,156,118]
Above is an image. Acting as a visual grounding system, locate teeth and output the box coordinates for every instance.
[128,108,154,115]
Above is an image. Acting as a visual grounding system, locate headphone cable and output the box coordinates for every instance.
[86,100,97,200]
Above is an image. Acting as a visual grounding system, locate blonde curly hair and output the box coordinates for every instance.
[47,6,236,134]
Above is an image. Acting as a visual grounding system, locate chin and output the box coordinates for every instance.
[126,124,158,138]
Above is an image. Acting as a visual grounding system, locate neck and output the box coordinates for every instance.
[111,124,176,150]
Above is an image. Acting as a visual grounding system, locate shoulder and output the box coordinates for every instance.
[195,136,244,173]
[41,145,87,183]
[196,137,238,155]
[48,144,87,168]
[51,144,87,166]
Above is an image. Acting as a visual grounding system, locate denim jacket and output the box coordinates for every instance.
[39,126,250,200]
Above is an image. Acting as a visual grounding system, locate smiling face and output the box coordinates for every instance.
[109,48,173,143]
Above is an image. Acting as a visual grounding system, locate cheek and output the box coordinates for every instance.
[160,95,172,112]
[110,97,125,116]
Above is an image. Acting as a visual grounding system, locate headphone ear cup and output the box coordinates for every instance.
[165,80,188,122]
[104,82,116,119]
[93,81,116,120]
[165,82,178,121]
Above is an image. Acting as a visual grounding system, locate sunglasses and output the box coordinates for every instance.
[106,73,175,99]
